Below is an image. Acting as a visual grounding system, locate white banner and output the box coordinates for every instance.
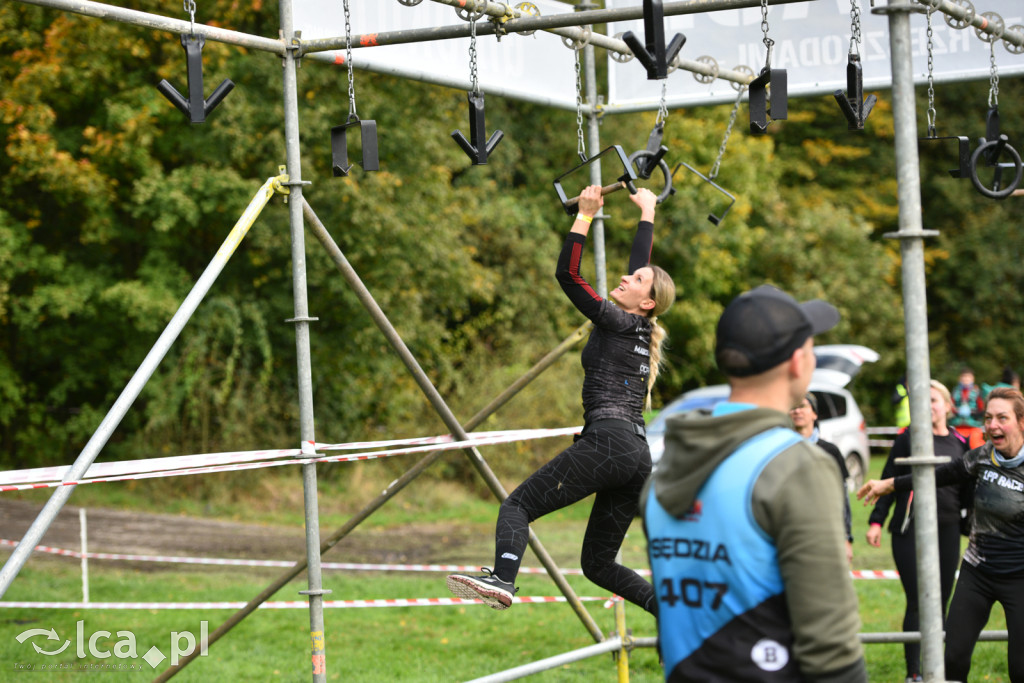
[608,0,1024,108]
[294,0,579,107]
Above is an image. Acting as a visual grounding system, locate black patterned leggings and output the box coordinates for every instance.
[491,425,656,614]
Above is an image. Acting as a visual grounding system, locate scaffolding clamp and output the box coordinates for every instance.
[156,33,235,124]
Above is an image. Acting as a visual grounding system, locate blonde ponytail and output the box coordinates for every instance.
[644,266,676,412]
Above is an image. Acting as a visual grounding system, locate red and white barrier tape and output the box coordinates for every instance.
[0,427,581,492]
[0,539,900,580]
[0,596,609,610]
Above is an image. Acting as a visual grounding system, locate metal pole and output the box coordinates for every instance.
[278,0,328,679]
[79,508,89,604]
[301,199,605,642]
[302,0,818,54]
[464,637,625,683]
[15,0,285,53]
[880,0,948,680]
[579,2,608,297]
[0,172,287,599]
[150,314,593,680]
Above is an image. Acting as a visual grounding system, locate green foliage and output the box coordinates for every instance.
[1,2,1022,476]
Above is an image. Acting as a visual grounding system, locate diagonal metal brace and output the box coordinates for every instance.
[833,54,877,131]
[331,115,379,176]
[156,33,235,124]
[621,0,686,80]
[451,91,504,165]
[748,66,788,135]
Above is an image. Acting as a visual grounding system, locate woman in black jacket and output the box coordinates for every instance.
[865,379,968,683]
[447,186,675,614]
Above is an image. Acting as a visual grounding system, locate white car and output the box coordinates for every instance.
[647,345,878,489]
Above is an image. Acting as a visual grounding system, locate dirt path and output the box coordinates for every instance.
[0,499,479,570]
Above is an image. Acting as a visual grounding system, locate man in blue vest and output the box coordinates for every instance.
[642,285,867,682]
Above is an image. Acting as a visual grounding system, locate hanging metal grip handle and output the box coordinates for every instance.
[156,33,234,124]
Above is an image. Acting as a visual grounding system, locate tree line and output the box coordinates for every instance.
[1,1,1022,484]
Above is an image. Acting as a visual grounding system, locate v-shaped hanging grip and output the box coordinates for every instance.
[621,0,685,80]
[157,34,235,124]
[833,55,876,131]
[748,67,788,135]
[331,117,380,177]
[451,91,504,165]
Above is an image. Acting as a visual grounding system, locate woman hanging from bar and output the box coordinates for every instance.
[859,386,1024,682]
[447,186,675,614]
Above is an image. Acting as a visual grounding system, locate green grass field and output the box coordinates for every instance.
[0,454,1010,681]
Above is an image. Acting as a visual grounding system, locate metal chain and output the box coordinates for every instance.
[655,81,669,127]
[710,86,746,180]
[469,13,479,94]
[926,3,937,135]
[760,0,774,68]
[183,0,196,34]
[575,48,586,159]
[988,40,999,107]
[849,0,862,56]
[343,0,357,118]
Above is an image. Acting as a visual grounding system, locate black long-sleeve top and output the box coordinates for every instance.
[554,221,654,427]
[893,442,1024,575]
[870,429,969,534]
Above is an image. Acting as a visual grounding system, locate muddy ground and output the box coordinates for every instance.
[0,499,482,571]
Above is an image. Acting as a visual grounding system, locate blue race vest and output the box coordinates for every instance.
[646,427,803,680]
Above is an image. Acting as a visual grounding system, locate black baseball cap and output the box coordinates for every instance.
[716,285,839,377]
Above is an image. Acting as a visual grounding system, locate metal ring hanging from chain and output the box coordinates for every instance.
[1006,26,1024,55]
[183,0,196,34]
[610,33,634,63]
[974,11,1004,42]
[397,0,423,5]
[513,3,540,36]
[693,56,719,84]
[944,0,975,30]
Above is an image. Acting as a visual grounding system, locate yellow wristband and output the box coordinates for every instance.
[576,214,593,224]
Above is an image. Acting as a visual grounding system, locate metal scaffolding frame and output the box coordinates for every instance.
[2,0,1020,680]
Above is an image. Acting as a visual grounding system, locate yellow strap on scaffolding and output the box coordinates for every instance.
[215,168,290,261]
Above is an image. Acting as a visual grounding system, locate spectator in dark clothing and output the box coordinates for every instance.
[865,379,968,683]
[790,392,854,562]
